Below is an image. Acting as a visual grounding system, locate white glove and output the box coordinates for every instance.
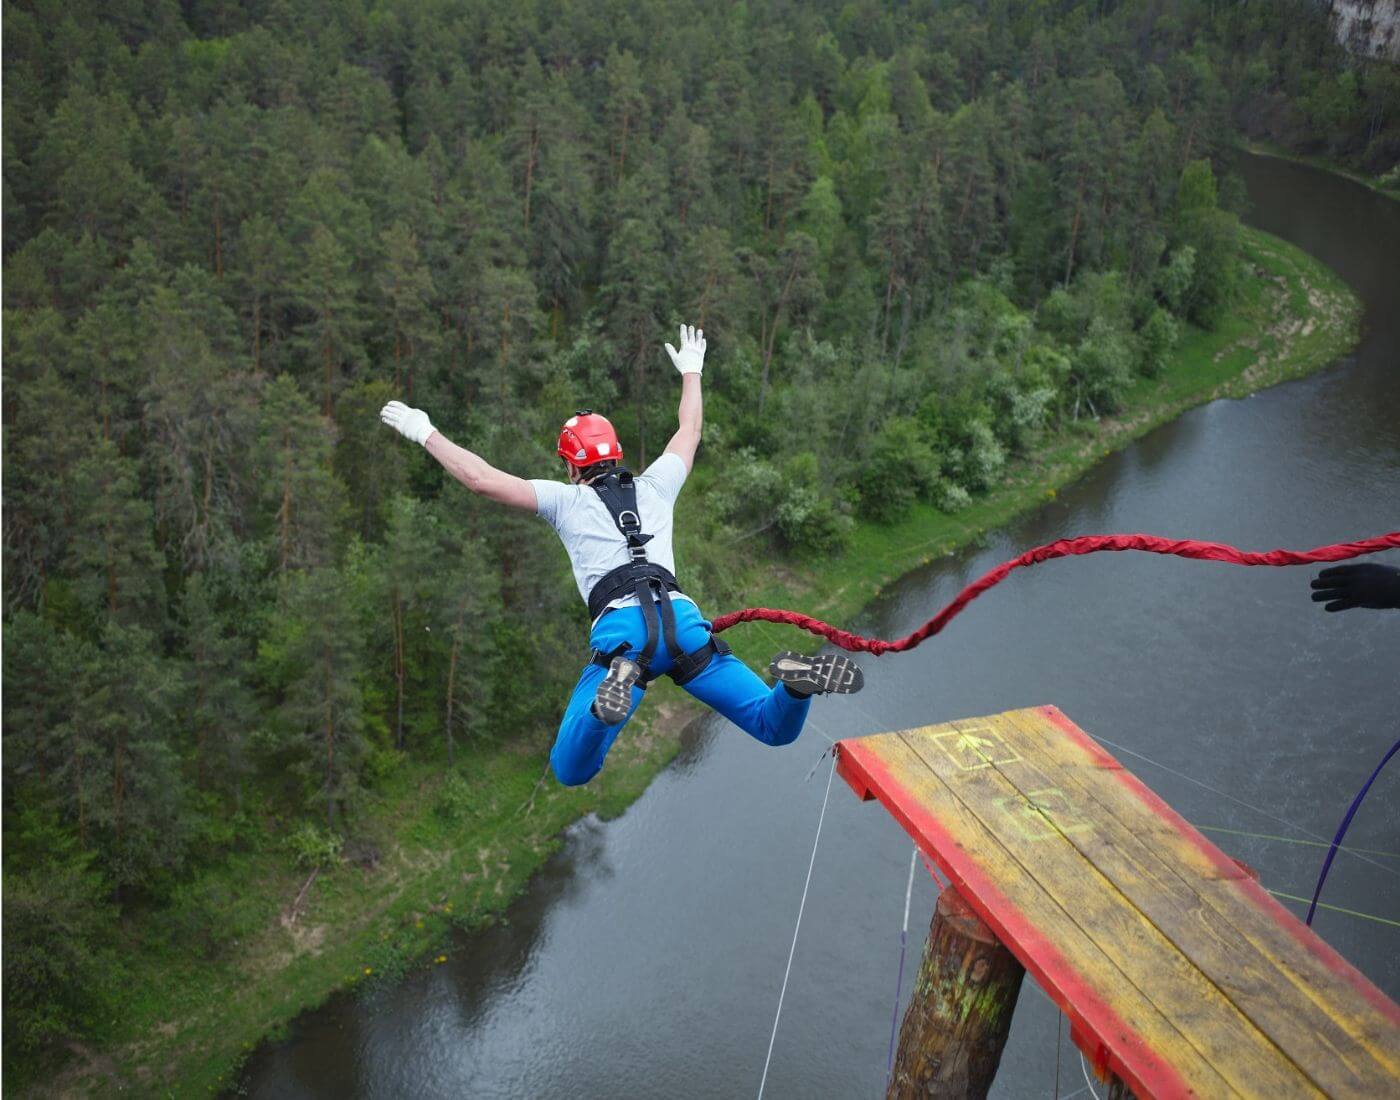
[380,400,436,447]
[664,323,706,376]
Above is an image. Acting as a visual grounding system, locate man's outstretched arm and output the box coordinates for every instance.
[380,400,537,512]
[662,324,706,472]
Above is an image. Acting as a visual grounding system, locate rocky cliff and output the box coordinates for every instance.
[1330,0,1400,61]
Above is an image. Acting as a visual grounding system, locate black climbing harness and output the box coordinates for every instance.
[585,467,729,687]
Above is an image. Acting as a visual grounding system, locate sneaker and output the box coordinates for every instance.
[593,656,642,725]
[769,651,864,697]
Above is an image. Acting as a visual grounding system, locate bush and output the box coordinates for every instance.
[709,448,786,534]
[1138,306,1180,378]
[363,746,405,787]
[2,841,118,1062]
[1010,385,1056,438]
[1021,344,1072,424]
[963,420,1007,492]
[937,482,972,513]
[165,874,268,958]
[1155,245,1196,316]
[857,417,940,523]
[434,773,477,825]
[1070,317,1135,415]
[285,822,343,869]
[776,486,853,555]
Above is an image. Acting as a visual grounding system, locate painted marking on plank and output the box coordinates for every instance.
[933,726,1021,771]
[996,787,1093,842]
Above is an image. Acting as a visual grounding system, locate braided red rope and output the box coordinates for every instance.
[710,532,1400,656]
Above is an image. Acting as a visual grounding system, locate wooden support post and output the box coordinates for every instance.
[887,886,1026,1099]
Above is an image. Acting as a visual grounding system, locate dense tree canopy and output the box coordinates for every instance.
[5,0,1390,1073]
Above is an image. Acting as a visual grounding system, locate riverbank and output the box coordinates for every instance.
[1241,141,1400,201]
[43,224,1360,1099]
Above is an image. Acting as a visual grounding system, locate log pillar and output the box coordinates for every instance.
[886,886,1026,1099]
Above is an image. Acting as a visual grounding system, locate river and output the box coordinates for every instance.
[235,155,1400,1098]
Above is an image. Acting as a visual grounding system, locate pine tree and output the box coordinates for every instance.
[254,374,348,576]
[525,71,596,335]
[263,565,368,829]
[333,380,410,541]
[739,231,822,413]
[235,213,294,374]
[599,170,670,462]
[292,224,365,416]
[74,621,186,895]
[2,614,86,816]
[64,439,163,629]
[604,46,649,183]
[178,574,255,804]
[431,505,502,764]
[375,494,445,751]
[141,280,256,573]
[374,221,438,398]
[29,81,159,250]
[73,292,142,449]
[2,340,93,611]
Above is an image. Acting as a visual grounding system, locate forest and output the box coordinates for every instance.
[4,0,1397,1077]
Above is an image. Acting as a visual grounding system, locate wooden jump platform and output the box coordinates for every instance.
[837,705,1400,1098]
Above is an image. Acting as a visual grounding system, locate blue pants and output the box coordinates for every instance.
[550,600,812,786]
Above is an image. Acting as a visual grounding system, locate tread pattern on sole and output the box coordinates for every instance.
[595,657,642,725]
[769,650,865,695]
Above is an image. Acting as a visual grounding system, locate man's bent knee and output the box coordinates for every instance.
[550,747,599,787]
[762,722,804,748]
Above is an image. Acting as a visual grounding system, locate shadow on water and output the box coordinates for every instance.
[235,154,1400,1100]
[667,710,720,775]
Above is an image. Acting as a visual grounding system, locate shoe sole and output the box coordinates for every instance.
[595,656,642,725]
[769,651,864,695]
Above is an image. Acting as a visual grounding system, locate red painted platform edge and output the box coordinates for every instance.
[1036,705,1400,1028]
[835,738,1196,1100]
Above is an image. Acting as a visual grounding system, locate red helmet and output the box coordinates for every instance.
[556,410,623,468]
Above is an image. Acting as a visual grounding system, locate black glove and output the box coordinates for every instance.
[1310,563,1400,612]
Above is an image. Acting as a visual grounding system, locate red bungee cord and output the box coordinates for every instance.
[709,532,1400,655]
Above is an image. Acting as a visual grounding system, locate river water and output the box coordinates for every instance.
[236,155,1399,1098]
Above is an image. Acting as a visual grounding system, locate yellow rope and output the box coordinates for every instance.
[1195,824,1400,861]
[1266,889,1400,929]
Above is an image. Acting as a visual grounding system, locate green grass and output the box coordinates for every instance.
[35,225,1359,1098]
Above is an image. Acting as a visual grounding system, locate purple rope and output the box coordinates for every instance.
[1306,737,1399,926]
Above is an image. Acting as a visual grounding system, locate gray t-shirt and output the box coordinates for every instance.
[531,453,696,623]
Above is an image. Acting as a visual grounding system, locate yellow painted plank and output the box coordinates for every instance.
[985,708,1400,1091]
[892,723,1326,1099]
[866,729,1244,1098]
[986,708,1399,1093]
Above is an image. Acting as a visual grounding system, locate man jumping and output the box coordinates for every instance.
[380,323,862,786]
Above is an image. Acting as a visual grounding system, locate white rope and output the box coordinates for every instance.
[885,843,919,1083]
[1087,732,1400,881]
[901,841,917,931]
[757,752,837,1100]
[1079,1050,1101,1100]
[802,745,832,783]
